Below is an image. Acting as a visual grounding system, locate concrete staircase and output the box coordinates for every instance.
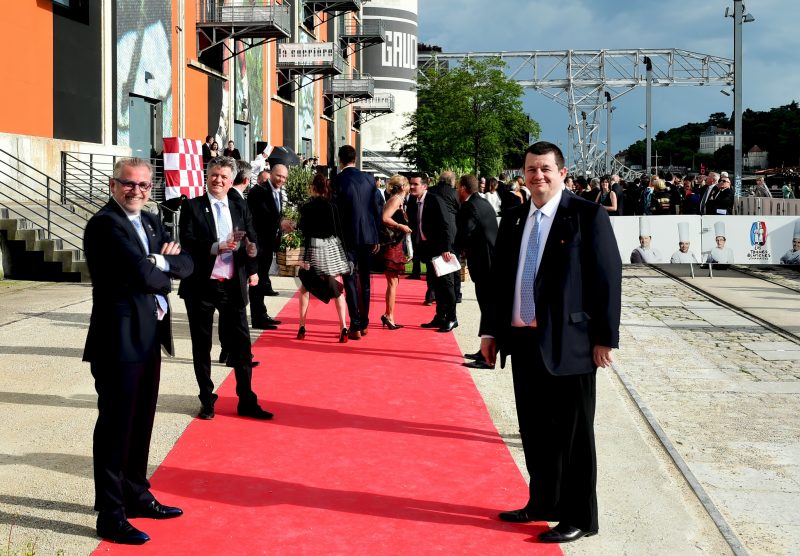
[0,206,87,282]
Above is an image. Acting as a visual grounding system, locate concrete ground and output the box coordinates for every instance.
[1,267,797,554]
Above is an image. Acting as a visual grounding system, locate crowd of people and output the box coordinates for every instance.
[83,140,623,546]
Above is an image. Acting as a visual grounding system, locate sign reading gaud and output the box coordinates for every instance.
[277,43,335,65]
[609,215,800,265]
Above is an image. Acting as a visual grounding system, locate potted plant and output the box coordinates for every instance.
[276,213,304,276]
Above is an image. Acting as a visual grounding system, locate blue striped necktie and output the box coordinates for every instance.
[133,216,168,315]
[519,210,542,325]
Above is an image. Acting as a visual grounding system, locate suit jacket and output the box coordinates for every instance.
[83,201,194,363]
[480,193,622,375]
[611,182,624,216]
[707,187,734,215]
[247,181,282,252]
[418,191,456,259]
[178,193,258,307]
[455,194,498,284]
[333,166,381,248]
[202,143,212,164]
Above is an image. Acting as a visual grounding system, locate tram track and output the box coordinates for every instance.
[612,264,800,556]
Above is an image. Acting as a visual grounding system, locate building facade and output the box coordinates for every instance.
[698,125,734,154]
[0,0,413,196]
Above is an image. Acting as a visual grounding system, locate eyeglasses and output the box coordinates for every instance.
[114,178,153,191]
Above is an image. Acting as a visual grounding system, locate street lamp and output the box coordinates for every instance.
[643,56,653,177]
[725,1,755,198]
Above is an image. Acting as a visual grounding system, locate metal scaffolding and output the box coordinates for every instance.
[419,49,734,178]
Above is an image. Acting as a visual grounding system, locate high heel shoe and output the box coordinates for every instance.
[381,315,404,330]
[339,328,349,343]
[297,326,306,340]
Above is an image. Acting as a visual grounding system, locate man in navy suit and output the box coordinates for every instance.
[481,142,621,544]
[84,158,193,544]
[332,145,382,340]
[179,156,273,421]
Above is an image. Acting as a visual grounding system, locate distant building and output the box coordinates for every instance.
[699,126,734,154]
[744,145,768,169]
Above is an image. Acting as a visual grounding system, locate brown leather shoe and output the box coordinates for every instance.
[347,329,362,341]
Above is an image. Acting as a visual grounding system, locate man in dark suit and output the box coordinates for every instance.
[179,156,273,421]
[332,145,382,340]
[698,172,719,215]
[481,141,622,544]
[411,173,459,333]
[706,175,734,215]
[202,135,213,165]
[429,171,462,303]
[454,174,498,369]
[84,158,193,545]
[247,165,284,328]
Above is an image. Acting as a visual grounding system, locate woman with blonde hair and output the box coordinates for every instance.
[378,174,412,329]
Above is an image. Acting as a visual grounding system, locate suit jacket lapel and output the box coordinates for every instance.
[200,195,217,238]
[536,193,572,289]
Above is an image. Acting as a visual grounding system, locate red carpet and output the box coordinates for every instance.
[94,277,561,555]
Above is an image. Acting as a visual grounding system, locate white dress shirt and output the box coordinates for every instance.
[209,194,235,279]
[512,190,562,327]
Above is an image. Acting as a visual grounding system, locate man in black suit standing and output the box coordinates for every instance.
[332,145,382,340]
[201,135,213,165]
[84,158,193,544]
[706,174,734,215]
[179,156,273,421]
[411,173,458,333]
[429,171,462,304]
[454,174,498,369]
[247,165,284,328]
[481,141,621,544]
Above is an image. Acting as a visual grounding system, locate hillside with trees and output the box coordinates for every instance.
[623,101,800,171]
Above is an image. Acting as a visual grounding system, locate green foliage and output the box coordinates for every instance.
[279,228,304,250]
[283,167,313,209]
[623,102,800,171]
[395,57,540,176]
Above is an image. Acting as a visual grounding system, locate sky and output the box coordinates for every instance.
[418,0,800,158]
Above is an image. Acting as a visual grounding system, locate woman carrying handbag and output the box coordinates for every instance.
[296,174,351,342]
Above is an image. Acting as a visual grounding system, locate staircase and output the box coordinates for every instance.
[0,148,94,282]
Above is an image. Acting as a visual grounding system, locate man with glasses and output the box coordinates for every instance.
[707,175,734,215]
[83,158,194,544]
[178,156,274,422]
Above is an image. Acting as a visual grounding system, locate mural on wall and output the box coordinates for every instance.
[235,39,264,143]
[115,0,172,146]
[297,31,315,157]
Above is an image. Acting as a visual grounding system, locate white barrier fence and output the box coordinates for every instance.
[610,216,800,265]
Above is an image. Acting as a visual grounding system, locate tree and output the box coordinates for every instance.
[396,57,539,176]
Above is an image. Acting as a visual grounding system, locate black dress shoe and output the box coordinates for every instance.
[237,405,274,420]
[128,500,183,520]
[463,359,494,369]
[464,350,483,361]
[420,318,444,328]
[498,508,536,523]
[456,296,463,304]
[436,320,458,332]
[264,290,280,296]
[218,350,228,364]
[198,405,215,420]
[96,515,150,545]
[251,320,278,330]
[538,523,597,543]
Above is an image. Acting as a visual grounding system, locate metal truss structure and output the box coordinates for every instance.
[419,49,734,178]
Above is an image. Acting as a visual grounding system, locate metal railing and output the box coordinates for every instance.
[737,197,800,216]
[196,0,291,28]
[0,148,95,254]
[61,151,166,205]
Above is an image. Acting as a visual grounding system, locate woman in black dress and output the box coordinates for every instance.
[296,174,349,342]
[379,175,412,329]
[594,176,618,215]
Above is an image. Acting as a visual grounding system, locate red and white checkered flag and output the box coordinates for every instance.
[163,137,205,200]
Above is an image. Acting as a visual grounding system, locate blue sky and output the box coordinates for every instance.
[419,0,800,155]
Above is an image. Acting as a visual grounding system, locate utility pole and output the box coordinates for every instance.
[643,56,653,178]
[605,91,612,174]
[733,0,744,198]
